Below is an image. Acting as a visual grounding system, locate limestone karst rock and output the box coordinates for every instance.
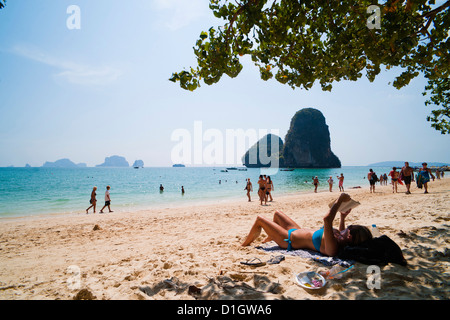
[242,134,284,168]
[282,108,341,168]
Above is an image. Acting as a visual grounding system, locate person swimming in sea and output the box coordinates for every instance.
[241,193,372,257]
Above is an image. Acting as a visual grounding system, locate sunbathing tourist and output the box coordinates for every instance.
[241,193,372,257]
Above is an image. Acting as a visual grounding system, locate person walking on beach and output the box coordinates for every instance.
[337,174,344,192]
[181,186,185,195]
[100,186,113,213]
[327,176,333,192]
[389,167,400,193]
[400,162,415,194]
[368,169,377,193]
[312,176,319,193]
[418,162,435,194]
[245,178,253,202]
[86,186,97,214]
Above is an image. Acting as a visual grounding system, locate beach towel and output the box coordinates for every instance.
[416,173,423,188]
[338,235,407,266]
[257,243,354,268]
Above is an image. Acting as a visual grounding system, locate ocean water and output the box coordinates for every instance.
[0,166,393,219]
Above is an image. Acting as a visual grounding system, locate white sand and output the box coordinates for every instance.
[0,178,448,300]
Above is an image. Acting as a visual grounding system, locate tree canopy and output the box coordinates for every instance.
[170,0,449,134]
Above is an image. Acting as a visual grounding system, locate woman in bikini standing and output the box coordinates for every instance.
[257,175,266,205]
[265,176,274,204]
[241,193,372,257]
[86,186,97,214]
[388,167,400,193]
[245,178,253,202]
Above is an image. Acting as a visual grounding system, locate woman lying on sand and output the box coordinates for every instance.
[241,193,372,256]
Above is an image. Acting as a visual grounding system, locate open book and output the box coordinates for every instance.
[328,198,360,213]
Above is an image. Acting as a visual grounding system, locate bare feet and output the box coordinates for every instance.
[262,236,273,243]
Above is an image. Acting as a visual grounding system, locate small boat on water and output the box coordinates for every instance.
[281,168,295,171]
[226,167,238,170]
[221,169,228,172]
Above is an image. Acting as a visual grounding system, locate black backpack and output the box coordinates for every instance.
[338,235,407,266]
[371,173,378,182]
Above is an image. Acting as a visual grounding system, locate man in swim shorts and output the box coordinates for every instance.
[400,162,415,194]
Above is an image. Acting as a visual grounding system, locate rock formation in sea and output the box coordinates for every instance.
[133,160,144,168]
[241,108,341,168]
[241,134,284,168]
[42,158,86,168]
[96,155,129,167]
[172,164,186,167]
[282,108,341,168]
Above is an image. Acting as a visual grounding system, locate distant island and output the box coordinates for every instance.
[173,164,185,167]
[133,160,144,168]
[368,161,449,167]
[96,155,129,167]
[42,159,86,168]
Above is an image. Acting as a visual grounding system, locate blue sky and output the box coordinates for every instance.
[0,0,449,167]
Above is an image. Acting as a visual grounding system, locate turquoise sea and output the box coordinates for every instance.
[0,166,394,219]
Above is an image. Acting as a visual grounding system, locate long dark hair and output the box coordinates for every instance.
[348,225,373,246]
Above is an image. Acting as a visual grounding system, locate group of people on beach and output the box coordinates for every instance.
[241,162,444,258]
[86,185,113,214]
[324,174,345,193]
[368,162,438,194]
[245,175,274,205]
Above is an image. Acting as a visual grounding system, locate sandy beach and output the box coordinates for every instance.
[0,178,448,301]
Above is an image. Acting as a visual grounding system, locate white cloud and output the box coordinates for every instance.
[151,0,210,31]
[11,44,122,86]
